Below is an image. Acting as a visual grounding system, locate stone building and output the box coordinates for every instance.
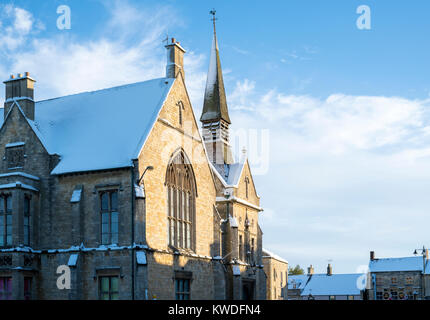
[262,248,288,300]
[0,20,266,300]
[368,251,430,300]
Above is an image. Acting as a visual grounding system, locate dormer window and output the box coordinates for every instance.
[5,142,25,169]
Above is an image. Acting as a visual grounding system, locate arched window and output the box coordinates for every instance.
[166,150,197,250]
[245,176,250,199]
[177,101,185,126]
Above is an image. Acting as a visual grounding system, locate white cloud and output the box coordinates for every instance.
[0,1,190,101]
[228,79,430,272]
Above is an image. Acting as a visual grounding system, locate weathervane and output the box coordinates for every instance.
[210,9,217,35]
[162,33,169,45]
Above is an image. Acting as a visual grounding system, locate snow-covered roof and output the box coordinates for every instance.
[288,275,310,290]
[68,253,78,267]
[300,274,362,296]
[70,188,82,203]
[369,256,429,273]
[262,248,288,264]
[209,156,246,188]
[136,251,147,265]
[9,78,175,175]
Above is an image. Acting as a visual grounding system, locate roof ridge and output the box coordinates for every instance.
[36,77,167,104]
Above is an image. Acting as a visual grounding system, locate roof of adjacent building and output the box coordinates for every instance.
[289,273,363,296]
[369,256,430,273]
[287,275,309,290]
[1,78,175,175]
[262,248,288,264]
[200,30,231,124]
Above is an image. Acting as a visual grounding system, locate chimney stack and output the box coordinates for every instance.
[307,265,314,275]
[370,251,375,261]
[327,264,333,276]
[165,38,186,80]
[3,72,36,120]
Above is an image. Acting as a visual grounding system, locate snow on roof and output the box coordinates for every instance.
[68,253,78,267]
[288,275,310,290]
[6,141,25,148]
[301,274,362,296]
[29,78,174,175]
[369,256,429,273]
[0,181,38,192]
[136,251,147,265]
[70,188,82,203]
[262,248,288,264]
[209,156,246,188]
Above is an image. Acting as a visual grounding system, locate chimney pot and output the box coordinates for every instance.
[165,37,186,79]
[25,72,30,77]
[327,263,333,276]
[370,251,375,261]
[10,74,15,79]
[18,73,23,78]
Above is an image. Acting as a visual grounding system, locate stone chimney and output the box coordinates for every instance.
[327,264,333,276]
[165,38,186,80]
[307,265,314,275]
[370,251,375,261]
[4,72,36,120]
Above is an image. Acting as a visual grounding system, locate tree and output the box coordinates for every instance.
[288,265,304,275]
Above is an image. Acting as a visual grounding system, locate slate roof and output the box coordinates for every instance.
[301,273,363,296]
[369,256,430,273]
[200,30,231,124]
[1,78,175,175]
[289,273,363,296]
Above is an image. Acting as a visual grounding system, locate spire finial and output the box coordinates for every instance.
[210,9,217,37]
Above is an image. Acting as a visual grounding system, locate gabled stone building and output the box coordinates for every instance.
[0,21,266,300]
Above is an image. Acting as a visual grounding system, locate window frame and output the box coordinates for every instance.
[24,277,32,300]
[175,278,191,300]
[23,195,31,246]
[99,276,119,300]
[0,277,12,300]
[166,150,197,251]
[100,190,119,245]
[0,195,13,248]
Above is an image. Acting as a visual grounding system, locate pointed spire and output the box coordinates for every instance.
[200,10,231,124]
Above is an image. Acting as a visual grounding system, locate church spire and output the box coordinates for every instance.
[200,10,231,124]
[201,10,234,177]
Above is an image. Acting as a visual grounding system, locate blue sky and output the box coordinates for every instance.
[1,0,430,274]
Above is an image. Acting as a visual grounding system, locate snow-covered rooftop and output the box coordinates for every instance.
[3,78,175,175]
[369,256,430,273]
[299,273,363,296]
[262,248,288,264]
[288,275,310,290]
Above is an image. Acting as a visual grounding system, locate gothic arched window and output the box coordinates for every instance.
[245,177,250,199]
[166,150,197,250]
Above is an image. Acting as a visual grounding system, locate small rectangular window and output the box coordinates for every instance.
[24,197,30,246]
[99,276,119,300]
[6,145,25,169]
[0,277,12,300]
[0,195,12,247]
[175,279,190,300]
[100,191,119,245]
[24,277,32,300]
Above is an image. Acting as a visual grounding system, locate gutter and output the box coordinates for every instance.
[131,166,135,300]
